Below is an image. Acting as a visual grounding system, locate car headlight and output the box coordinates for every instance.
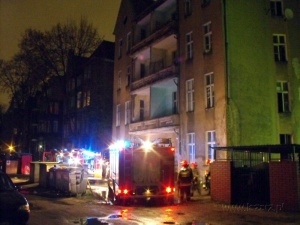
[19,203,30,212]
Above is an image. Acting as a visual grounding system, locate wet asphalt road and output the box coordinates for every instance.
[22,190,300,225]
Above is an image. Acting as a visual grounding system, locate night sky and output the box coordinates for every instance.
[0,0,121,108]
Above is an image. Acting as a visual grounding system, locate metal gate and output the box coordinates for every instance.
[232,163,270,205]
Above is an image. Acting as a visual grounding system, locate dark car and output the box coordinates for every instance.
[0,171,30,225]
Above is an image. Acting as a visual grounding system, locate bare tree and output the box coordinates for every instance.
[0,18,103,102]
[19,18,102,77]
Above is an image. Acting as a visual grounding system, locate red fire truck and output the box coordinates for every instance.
[109,140,176,205]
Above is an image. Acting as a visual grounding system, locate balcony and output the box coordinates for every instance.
[129,114,179,133]
[131,20,177,55]
[131,65,177,91]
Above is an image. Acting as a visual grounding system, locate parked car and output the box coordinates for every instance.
[0,171,30,225]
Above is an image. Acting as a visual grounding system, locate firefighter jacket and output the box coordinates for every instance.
[177,167,193,187]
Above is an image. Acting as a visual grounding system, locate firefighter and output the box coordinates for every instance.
[177,160,193,202]
[190,162,201,196]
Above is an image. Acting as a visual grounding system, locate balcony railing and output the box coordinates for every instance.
[129,114,179,133]
[131,20,177,55]
[131,65,177,91]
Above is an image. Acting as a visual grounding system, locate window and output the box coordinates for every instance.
[118,71,122,90]
[279,134,292,144]
[140,100,145,121]
[116,104,120,127]
[185,0,192,16]
[201,0,211,7]
[126,65,131,86]
[187,133,195,162]
[277,81,290,113]
[53,120,58,133]
[125,101,131,125]
[76,91,82,109]
[273,34,287,62]
[186,32,193,60]
[206,130,216,161]
[203,22,212,53]
[205,73,214,108]
[270,0,283,17]
[172,91,178,114]
[186,79,194,112]
[83,90,90,107]
[118,39,123,58]
[126,32,132,52]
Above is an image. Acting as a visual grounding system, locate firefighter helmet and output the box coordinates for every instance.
[190,162,197,168]
[181,160,189,168]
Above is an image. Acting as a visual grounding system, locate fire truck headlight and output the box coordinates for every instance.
[123,189,129,194]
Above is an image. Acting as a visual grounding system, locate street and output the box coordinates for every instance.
[23,190,300,225]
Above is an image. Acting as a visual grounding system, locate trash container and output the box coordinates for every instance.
[54,167,88,195]
[69,168,88,195]
[49,167,57,189]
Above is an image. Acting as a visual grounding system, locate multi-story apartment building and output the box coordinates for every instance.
[64,40,114,152]
[113,0,300,175]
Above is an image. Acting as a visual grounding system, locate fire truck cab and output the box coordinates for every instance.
[109,140,176,205]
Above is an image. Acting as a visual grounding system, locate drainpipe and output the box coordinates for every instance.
[223,0,230,100]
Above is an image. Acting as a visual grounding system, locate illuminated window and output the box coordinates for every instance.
[277,81,290,113]
[205,72,214,108]
[186,32,193,60]
[270,0,283,17]
[185,0,192,16]
[187,133,195,162]
[206,130,216,161]
[186,79,194,112]
[116,104,120,127]
[203,21,212,53]
[273,34,287,62]
[125,101,131,125]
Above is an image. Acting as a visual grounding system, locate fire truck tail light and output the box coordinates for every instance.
[166,186,174,193]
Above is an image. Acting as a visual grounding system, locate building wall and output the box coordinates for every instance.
[112,0,135,142]
[113,0,300,177]
[178,0,226,173]
[226,0,278,146]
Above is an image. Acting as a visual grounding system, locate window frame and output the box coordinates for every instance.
[279,134,292,144]
[126,32,132,53]
[184,0,192,17]
[117,71,122,90]
[205,72,214,108]
[125,101,131,125]
[203,21,212,53]
[273,34,287,62]
[187,133,195,162]
[206,130,216,161]
[116,104,121,127]
[186,32,193,60]
[276,81,290,113]
[118,38,123,59]
[270,0,283,17]
[186,79,194,112]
